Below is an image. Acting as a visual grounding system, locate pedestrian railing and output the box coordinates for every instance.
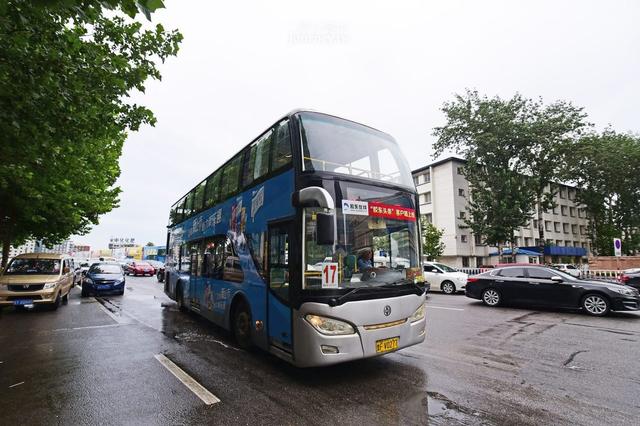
[455,267,623,281]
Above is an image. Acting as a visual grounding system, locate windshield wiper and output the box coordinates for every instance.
[328,286,378,306]
[381,279,426,294]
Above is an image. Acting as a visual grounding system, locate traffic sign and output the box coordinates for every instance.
[613,238,622,257]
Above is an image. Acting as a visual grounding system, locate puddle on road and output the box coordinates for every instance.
[173,331,240,351]
[426,392,489,425]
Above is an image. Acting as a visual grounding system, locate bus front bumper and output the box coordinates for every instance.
[291,295,426,367]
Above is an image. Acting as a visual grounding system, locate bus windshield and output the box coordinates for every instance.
[303,198,420,289]
[299,112,414,189]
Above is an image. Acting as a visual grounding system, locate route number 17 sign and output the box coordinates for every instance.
[322,262,339,288]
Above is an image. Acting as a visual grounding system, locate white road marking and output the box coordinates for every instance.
[154,354,220,405]
[427,305,465,311]
[95,297,124,324]
[9,382,24,388]
[50,324,125,332]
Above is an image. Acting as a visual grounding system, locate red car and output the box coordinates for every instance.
[126,261,155,277]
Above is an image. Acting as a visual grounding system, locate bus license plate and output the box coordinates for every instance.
[375,337,399,353]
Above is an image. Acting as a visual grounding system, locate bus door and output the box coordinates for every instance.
[267,221,293,352]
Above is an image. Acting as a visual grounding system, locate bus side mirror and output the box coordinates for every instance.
[316,213,335,245]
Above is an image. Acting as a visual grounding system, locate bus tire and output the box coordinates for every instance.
[176,282,187,312]
[232,299,253,350]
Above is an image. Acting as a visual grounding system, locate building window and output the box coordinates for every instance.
[582,242,588,249]
[533,219,539,230]
[457,166,464,175]
[578,208,585,218]
[423,213,433,223]
[476,257,484,268]
[413,176,419,186]
[525,237,533,246]
[554,222,561,232]
[563,223,569,234]
[580,225,586,235]
[474,234,483,245]
[565,241,572,247]
[552,206,558,215]
[460,235,468,243]
[458,188,465,197]
[459,211,466,219]
[568,189,575,200]
[556,240,563,246]
[424,170,431,183]
[569,207,576,217]
[462,256,469,267]
[574,241,580,247]
[572,224,578,234]
[559,188,567,199]
[561,206,568,216]
[545,221,552,232]
[424,191,432,204]
[419,194,426,204]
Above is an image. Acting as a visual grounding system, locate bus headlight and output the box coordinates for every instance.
[409,303,426,323]
[305,314,355,335]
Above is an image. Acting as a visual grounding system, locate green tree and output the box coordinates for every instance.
[433,90,589,256]
[564,130,640,255]
[420,218,445,260]
[0,1,182,266]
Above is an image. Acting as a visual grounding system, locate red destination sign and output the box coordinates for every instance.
[368,202,416,221]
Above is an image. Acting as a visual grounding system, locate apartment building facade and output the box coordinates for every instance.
[413,157,590,268]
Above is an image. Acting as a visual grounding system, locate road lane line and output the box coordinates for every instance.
[427,306,465,311]
[9,382,24,388]
[50,324,125,332]
[154,354,220,405]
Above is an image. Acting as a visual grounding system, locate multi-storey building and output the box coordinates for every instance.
[37,239,75,255]
[412,157,590,268]
[7,239,38,259]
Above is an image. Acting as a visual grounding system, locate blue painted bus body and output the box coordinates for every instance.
[166,169,295,348]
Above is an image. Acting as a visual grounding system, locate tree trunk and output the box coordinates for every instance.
[1,234,10,269]
[537,195,546,264]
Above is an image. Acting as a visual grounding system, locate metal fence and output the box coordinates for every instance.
[456,267,623,282]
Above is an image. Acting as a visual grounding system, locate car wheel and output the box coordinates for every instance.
[482,288,501,307]
[582,294,610,316]
[157,271,164,283]
[50,293,61,311]
[118,289,125,295]
[81,287,89,297]
[233,300,253,350]
[441,281,456,294]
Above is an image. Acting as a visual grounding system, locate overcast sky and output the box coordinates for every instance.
[73,0,640,251]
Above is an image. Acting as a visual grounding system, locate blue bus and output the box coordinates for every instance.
[164,110,427,367]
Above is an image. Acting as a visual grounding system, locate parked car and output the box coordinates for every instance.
[620,268,640,291]
[81,262,125,296]
[125,261,155,276]
[465,265,640,316]
[551,263,582,278]
[0,253,74,310]
[422,262,468,294]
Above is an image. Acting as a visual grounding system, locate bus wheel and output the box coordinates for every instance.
[233,300,253,350]
[176,283,187,312]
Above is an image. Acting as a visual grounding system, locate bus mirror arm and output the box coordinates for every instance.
[292,187,335,210]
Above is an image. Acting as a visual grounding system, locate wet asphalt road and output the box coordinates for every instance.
[1,276,639,425]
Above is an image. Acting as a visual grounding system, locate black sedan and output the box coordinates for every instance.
[620,269,640,291]
[466,265,640,316]
[81,262,126,297]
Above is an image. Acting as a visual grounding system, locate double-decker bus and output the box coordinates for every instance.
[164,110,426,367]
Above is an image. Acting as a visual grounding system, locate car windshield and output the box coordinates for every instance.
[89,264,122,274]
[298,112,414,189]
[434,263,457,273]
[303,194,420,289]
[5,258,61,275]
